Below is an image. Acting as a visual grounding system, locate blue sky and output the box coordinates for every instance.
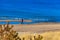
[0,0,60,17]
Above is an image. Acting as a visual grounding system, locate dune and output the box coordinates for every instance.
[0,23,60,40]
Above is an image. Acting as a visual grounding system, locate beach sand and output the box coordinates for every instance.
[12,23,60,33]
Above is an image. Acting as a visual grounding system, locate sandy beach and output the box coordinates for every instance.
[12,23,60,33]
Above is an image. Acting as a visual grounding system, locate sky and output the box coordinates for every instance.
[0,0,60,18]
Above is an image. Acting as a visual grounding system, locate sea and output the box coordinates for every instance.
[0,16,60,24]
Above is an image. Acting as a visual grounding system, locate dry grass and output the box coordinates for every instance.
[41,31,60,40]
[18,31,60,40]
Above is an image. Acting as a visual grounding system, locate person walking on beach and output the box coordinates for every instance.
[21,19,23,24]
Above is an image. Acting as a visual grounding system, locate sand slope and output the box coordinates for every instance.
[12,23,60,33]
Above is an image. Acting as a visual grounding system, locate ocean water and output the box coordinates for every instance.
[0,16,59,24]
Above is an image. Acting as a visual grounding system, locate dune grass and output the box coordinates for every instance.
[18,31,60,40]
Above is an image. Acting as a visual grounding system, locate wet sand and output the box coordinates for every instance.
[12,23,60,33]
[0,20,32,22]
